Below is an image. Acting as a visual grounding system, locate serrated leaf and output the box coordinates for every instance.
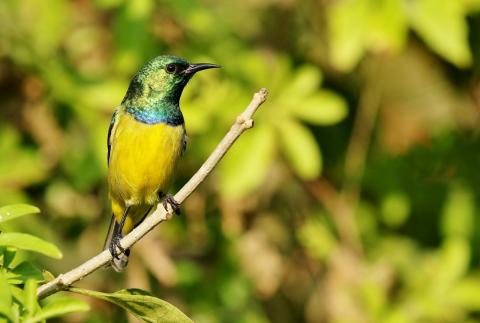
[0,273,13,322]
[295,90,348,125]
[278,121,322,179]
[219,125,275,198]
[6,261,44,284]
[0,204,39,224]
[23,279,38,320]
[0,233,62,259]
[70,287,193,323]
[410,0,471,67]
[24,298,89,323]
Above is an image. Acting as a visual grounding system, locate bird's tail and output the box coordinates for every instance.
[103,215,129,272]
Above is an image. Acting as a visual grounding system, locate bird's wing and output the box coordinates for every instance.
[104,107,120,255]
[107,107,120,165]
[181,130,188,156]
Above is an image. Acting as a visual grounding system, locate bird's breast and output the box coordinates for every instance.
[108,111,185,205]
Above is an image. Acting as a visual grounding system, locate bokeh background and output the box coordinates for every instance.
[1,0,480,322]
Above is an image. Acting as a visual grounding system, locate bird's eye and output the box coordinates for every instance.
[165,64,177,74]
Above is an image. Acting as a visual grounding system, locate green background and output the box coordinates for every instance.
[1,0,480,322]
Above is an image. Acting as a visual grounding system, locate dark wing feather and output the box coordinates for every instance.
[107,108,119,165]
[181,131,188,156]
[104,108,120,255]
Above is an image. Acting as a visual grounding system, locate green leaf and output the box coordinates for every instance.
[278,120,322,179]
[441,182,474,238]
[0,233,62,259]
[366,0,407,53]
[281,65,322,100]
[451,276,480,310]
[298,215,337,260]
[0,273,13,322]
[2,247,16,268]
[0,204,39,224]
[438,238,470,286]
[409,0,471,67]
[24,298,89,323]
[70,287,192,323]
[219,125,276,198]
[41,270,55,283]
[23,279,38,320]
[327,0,368,71]
[380,192,411,228]
[6,261,44,284]
[294,90,348,125]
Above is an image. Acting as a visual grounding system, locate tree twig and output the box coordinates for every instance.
[37,88,268,299]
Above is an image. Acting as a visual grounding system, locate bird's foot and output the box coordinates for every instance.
[109,234,125,260]
[163,194,181,216]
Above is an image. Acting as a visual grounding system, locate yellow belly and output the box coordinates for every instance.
[108,111,185,232]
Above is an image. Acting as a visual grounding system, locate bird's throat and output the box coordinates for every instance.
[124,99,184,126]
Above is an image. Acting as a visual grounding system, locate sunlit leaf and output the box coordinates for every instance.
[367,0,408,53]
[294,90,348,125]
[219,125,276,197]
[409,0,471,67]
[298,215,336,260]
[70,287,193,323]
[441,183,474,238]
[380,192,410,228]
[327,0,368,71]
[451,276,480,310]
[23,279,38,320]
[0,233,62,259]
[278,120,322,179]
[0,204,40,224]
[0,273,13,322]
[281,65,322,100]
[24,298,89,323]
[438,238,470,288]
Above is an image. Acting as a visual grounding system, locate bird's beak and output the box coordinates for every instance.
[183,63,221,75]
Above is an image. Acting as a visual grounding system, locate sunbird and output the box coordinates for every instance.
[104,55,220,271]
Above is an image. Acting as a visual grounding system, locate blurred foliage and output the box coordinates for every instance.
[0,0,480,322]
[0,205,188,322]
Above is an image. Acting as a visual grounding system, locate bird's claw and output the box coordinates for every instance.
[109,235,125,260]
[163,194,181,216]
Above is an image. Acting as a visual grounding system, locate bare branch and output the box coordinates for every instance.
[37,88,268,299]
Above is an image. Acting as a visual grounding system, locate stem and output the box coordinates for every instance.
[37,88,268,299]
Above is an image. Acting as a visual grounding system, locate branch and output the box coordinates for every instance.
[37,88,268,299]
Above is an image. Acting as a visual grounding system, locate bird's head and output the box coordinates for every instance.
[122,55,220,106]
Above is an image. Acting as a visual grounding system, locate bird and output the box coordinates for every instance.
[104,55,220,271]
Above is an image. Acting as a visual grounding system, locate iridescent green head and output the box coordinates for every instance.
[122,55,220,125]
